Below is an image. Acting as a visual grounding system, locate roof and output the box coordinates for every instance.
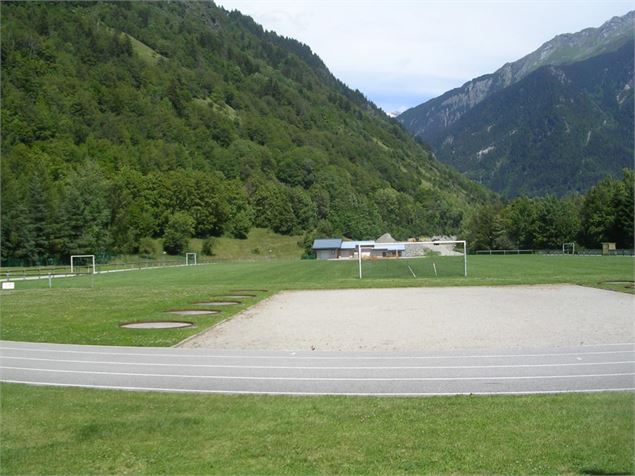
[374,244,405,251]
[341,241,375,249]
[312,239,343,250]
[313,239,405,252]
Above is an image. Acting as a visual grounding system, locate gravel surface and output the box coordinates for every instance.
[179,285,635,352]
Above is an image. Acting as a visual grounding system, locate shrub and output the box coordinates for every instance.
[138,237,156,258]
[202,237,217,256]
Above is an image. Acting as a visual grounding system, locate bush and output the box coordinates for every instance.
[138,237,156,258]
[299,231,316,259]
[202,237,217,256]
[163,212,195,255]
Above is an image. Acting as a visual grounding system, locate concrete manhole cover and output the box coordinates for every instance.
[194,301,240,306]
[167,310,220,315]
[121,321,195,329]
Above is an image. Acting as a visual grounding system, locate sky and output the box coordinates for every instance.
[215,0,634,114]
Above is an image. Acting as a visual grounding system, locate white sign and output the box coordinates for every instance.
[2,282,15,290]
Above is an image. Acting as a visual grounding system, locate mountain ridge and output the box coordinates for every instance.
[425,40,634,197]
[398,11,635,141]
[397,11,634,197]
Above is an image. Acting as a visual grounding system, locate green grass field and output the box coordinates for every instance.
[2,255,633,475]
[1,384,632,475]
[1,255,632,346]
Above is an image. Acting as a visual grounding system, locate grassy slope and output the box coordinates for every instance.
[191,228,303,260]
[1,384,632,475]
[1,256,633,346]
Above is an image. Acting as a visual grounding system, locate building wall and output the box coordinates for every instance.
[316,249,338,260]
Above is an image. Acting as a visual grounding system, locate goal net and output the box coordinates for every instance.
[358,240,467,279]
[562,242,576,255]
[186,253,197,266]
[70,255,96,275]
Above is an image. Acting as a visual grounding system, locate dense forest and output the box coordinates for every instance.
[1,1,491,265]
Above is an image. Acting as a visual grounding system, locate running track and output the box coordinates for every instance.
[1,340,633,396]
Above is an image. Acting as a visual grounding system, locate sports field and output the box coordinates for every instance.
[1,255,634,474]
[1,255,633,346]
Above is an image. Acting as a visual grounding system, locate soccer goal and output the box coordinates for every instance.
[562,242,576,255]
[358,240,467,279]
[186,252,197,266]
[70,255,96,274]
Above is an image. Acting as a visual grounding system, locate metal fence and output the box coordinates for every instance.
[0,258,219,282]
[475,249,534,255]
[474,249,634,256]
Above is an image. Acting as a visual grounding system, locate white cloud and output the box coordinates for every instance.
[216,0,634,112]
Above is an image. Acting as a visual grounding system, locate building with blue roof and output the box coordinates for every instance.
[312,237,405,260]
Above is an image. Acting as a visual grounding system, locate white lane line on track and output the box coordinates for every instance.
[2,356,634,370]
[2,379,634,396]
[1,346,633,360]
[579,342,635,347]
[2,367,633,381]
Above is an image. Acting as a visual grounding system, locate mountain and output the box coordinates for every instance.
[1,1,490,265]
[428,41,633,197]
[399,11,634,140]
[397,12,634,197]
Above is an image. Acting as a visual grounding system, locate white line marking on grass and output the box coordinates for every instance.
[1,346,633,360]
[408,265,416,278]
[3,356,634,370]
[2,366,633,381]
[1,379,634,396]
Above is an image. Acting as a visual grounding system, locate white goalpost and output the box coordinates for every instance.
[70,255,96,274]
[357,240,467,279]
[186,252,197,266]
[562,242,576,255]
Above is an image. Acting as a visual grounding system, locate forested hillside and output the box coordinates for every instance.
[464,170,633,252]
[1,1,490,265]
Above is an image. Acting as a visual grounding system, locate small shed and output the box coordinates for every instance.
[312,239,343,260]
[602,242,616,256]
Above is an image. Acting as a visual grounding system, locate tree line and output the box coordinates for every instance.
[1,145,469,265]
[464,170,634,251]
